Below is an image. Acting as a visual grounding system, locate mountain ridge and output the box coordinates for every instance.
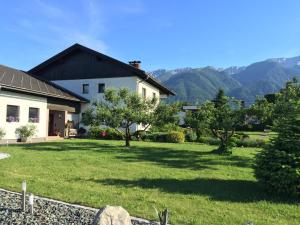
[152,55,300,105]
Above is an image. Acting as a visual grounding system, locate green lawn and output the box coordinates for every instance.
[0,140,299,225]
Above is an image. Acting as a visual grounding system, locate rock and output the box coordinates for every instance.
[93,205,133,225]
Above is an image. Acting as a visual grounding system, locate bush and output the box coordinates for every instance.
[143,132,168,142]
[15,124,36,141]
[198,136,220,145]
[185,130,197,142]
[234,138,266,148]
[105,128,125,140]
[88,126,124,140]
[0,128,5,140]
[167,131,185,143]
[88,126,105,139]
[143,131,185,143]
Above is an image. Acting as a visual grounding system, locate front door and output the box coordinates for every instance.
[48,112,55,136]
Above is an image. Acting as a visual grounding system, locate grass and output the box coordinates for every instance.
[242,131,277,142]
[0,139,299,225]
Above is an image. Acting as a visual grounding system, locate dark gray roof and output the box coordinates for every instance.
[28,43,175,96]
[0,64,87,102]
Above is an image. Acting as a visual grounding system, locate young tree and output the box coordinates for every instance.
[255,79,300,196]
[82,88,157,147]
[209,89,243,154]
[150,103,180,129]
[185,102,213,138]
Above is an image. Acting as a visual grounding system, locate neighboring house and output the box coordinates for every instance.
[178,105,198,126]
[0,44,174,142]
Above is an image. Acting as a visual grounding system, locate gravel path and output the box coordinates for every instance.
[0,189,158,225]
[0,153,10,160]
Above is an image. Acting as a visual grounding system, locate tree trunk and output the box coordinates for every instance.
[125,127,130,147]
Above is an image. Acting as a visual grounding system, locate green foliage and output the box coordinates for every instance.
[0,128,5,140]
[151,103,180,129]
[82,88,157,146]
[255,79,300,196]
[88,126,124,140]
[198,136,221,146]
[167,131,185,143]
[185,130,198,142]
[15,124,37,140]
[209,90,244,154]
[144,131,185,143]
[105,128,125,140]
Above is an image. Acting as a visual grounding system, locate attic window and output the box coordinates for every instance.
[82,84,89,94]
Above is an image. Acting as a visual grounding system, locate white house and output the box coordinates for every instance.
[0,44,174,143]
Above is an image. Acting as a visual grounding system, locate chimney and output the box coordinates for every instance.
[129,60,141,69]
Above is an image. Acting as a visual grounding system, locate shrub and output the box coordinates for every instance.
[185,130,197,142]
[105,128,125,140]
[15,124,37,141]
[198,136,220,145]
[0,128,5,140]
[234,138,266,148]
[167,131,185,143]
[88,126,105,139]
[143,132,168,142]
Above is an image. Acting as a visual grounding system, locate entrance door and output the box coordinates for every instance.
[48,112,55,136]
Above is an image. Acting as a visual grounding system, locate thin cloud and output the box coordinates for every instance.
[8,0,108,52]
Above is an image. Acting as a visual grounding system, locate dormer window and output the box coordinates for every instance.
[82,84,89,94]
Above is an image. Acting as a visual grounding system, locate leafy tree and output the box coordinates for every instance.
[248,97,274,129]
[255,79,300,196]
[185,102,213,138]
[209,89,244,154]
[150,103,180,130]
[82,88,157,147]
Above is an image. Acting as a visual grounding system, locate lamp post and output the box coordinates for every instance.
[29,194,34,215]
[21,180,26,211]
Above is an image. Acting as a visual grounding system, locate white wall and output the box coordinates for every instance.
[0,90,48,140]
[53,76,161,132]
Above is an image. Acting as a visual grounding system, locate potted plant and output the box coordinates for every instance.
[15,125,37,142]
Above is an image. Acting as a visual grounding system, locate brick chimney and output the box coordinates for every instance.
[129,60,141,69]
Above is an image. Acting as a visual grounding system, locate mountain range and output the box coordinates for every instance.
[152,56,300,105]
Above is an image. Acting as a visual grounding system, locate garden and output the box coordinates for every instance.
[0,79,299,224]
[0,140,299,225]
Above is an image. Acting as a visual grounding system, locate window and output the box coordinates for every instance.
[82,84,89,94]
[153,92,156,99]
[98,83,105,93]
[6,105,19,122]
[142,88,147,99]
[29,107,39,123]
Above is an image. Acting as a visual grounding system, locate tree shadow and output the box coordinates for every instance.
[88,177,299,204]
[20,141,253,171]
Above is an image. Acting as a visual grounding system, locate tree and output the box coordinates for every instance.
[209,90,244,154]
[255,79,300,196]
[150,103,180,130]
[185,102,213,138]
[247,97,274,129]
[82,88,157,147]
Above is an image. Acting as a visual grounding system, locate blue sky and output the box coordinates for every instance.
[1,0,300,71]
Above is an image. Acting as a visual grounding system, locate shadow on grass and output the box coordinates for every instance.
[88,177,299,204]
[20,141,253,171]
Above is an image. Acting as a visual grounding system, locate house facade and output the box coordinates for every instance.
[0,44,174,143]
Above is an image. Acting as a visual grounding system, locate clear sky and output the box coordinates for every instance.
[1,0,300,71]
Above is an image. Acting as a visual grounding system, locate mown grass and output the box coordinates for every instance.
[0,139,299,225]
